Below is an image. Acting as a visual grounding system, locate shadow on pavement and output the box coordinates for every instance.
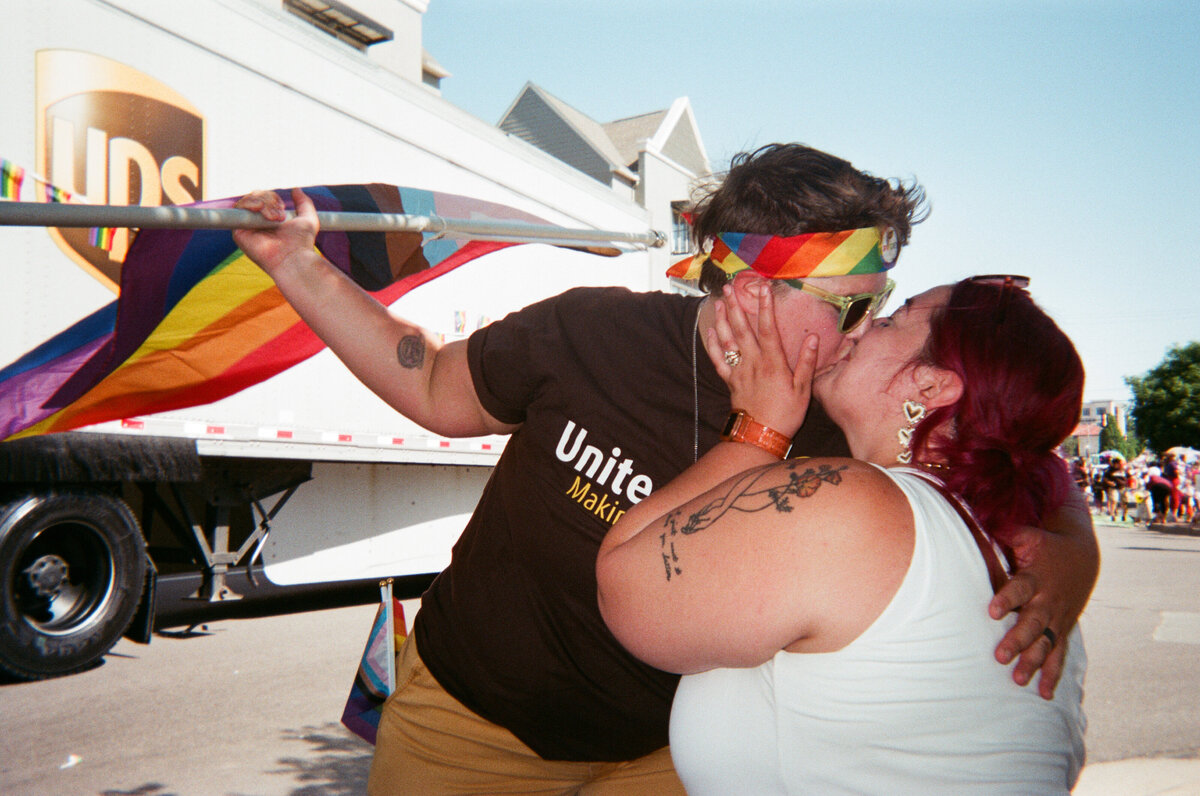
[1120,546,1200,555]
[100,784,174,795]
[267,723,373,796]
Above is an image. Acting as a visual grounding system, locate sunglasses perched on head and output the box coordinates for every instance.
[968,274,1030,323]
[783,278,896,334]
[969,274,1030,290]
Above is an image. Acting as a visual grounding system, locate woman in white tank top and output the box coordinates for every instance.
[598,276,1091,794]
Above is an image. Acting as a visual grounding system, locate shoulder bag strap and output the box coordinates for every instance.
[916,474,1011,595]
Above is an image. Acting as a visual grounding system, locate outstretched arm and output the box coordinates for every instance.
[990,478,1099,699]
[233,188,516,438]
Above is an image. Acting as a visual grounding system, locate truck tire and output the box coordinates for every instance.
[0,490,147,680]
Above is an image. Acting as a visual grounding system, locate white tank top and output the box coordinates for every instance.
[669,466,1086,795]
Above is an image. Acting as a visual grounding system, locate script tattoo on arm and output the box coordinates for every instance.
[657,462,847,582]
[396,334,425,369]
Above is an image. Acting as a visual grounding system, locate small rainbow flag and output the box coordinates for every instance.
[341,581,405,745]
[89,226,118,250]
[44,183,74,203]
[0,183,588,440]
[1,159,24,200]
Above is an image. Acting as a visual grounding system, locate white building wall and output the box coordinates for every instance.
[1081,399,1129,437]
[353,0,428,82]
[637,149,701,260]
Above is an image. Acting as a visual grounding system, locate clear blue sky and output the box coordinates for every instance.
[424,0,1199,403]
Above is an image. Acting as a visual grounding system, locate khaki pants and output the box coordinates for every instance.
[367,635,686,795]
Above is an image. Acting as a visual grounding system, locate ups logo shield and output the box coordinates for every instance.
[36,50,205,290]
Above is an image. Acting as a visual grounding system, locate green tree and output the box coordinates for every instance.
[1122,420,1144,461]
[1126,341,1200,453]
[1096,415,1142,460]
[1099,419,1126,456]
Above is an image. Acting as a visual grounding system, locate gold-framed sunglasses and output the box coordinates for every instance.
[782,278,896,334]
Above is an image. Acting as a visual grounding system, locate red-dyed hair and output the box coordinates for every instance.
[908,279,1084,549]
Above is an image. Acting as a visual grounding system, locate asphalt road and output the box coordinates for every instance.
[1074,519,1200,762]
[1,519,1198,795]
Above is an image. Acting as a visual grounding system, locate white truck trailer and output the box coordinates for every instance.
[0,0,674,679]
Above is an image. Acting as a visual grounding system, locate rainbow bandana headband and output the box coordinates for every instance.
[667,226,899,281]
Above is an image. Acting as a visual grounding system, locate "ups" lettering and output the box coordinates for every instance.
[36,51,206,289]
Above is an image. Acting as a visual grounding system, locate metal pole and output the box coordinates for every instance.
[0,200,666,248]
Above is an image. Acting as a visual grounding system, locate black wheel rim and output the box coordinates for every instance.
[13,520,116,636]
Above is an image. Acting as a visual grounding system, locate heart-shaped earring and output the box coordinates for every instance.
[903,400,926,424]
[897,399,927,464]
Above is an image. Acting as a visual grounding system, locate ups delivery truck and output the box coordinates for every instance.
[0,0,683,679]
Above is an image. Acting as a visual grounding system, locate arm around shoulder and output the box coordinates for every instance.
[990,469,1099,697]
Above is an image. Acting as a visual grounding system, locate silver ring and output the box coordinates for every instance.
[723,350,742,367]
[1041,627,1057,647]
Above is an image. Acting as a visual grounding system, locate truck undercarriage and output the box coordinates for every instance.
[0,433,312,679]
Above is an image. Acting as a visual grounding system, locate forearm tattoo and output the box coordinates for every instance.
[396,334,425,369]
[658,462,847,582]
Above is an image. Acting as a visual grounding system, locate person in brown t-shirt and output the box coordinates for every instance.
[233,143,1099,794]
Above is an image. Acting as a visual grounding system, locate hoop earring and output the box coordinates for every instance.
[897,399,926,464]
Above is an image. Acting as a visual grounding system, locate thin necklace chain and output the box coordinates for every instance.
[692,302,701,463]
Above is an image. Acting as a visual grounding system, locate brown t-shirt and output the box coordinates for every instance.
[413,286,850,761]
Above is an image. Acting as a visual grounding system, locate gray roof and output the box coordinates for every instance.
[499,84,634,184]
[537,88,630,174]
[498,83,708,186]
[604,110,669,169]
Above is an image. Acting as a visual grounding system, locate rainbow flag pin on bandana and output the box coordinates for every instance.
[667,226,899,281]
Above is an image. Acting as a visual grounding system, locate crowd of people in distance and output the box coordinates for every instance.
[1072,450,1199,525]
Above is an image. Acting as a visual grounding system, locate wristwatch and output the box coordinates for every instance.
[720,410,793,459]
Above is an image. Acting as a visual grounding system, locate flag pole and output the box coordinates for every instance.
[0,200,666,249]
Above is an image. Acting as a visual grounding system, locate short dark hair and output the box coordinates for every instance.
[688,143,928,293]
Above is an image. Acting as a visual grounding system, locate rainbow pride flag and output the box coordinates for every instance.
[1,159,24,200]
[44,183,74,203]
[341,581,406,745]
[88,226,118,250]
[0,183,561,440]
